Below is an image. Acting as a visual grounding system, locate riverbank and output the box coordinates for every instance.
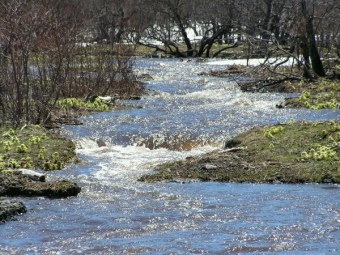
[0,125,82,223]
[139,120,340,184]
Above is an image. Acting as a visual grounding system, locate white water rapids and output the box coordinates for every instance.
[0,58,339,254]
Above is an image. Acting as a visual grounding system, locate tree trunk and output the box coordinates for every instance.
[178,22,193,56]
[257,0,273,56]
[306,16,325,77]
[300,37,313,79]
[301,0,325,77]
[205,39,214,58]
[0,46,8,117]
[197,28,228,58]
[173,12,193,57]
[197,36,208,57]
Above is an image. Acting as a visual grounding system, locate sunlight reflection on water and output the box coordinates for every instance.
[0,58,339,254]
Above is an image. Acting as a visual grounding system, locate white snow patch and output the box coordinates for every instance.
[206,58,296,67]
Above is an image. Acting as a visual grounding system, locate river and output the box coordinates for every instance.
[1,58,339,254]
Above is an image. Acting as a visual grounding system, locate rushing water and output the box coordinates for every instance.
[1,58,339,254]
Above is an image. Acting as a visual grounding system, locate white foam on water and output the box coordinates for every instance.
[183,88,280,111]
[75,138,217,184]
[76,138,102,150]
[184,88,233,100]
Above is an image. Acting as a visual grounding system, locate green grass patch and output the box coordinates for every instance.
[0,125,77,171]
[56,97,110,113]
[285,78,340,109]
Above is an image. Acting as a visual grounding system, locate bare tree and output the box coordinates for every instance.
[82,0,148,44]
[196,0,240,58]
[137,0,243,57]
[0,0,141,126]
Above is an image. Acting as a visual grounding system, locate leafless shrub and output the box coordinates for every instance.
[0,0,140,127]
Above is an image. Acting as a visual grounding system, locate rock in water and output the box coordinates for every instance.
[0,173,81,198]
[0,199,27,223]
[97,139,106,147]
[19,180,82,198]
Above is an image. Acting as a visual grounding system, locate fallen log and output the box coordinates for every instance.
[13,169,46,182]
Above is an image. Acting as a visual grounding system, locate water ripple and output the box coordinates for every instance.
[1,58,339,254]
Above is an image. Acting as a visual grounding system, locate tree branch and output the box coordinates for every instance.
[213,42,240,58]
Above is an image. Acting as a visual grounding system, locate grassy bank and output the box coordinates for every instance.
[139,120,340,184]
[0,96,136,173]
[0,125,77,172]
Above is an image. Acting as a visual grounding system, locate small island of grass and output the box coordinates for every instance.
[139,120,340,184]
